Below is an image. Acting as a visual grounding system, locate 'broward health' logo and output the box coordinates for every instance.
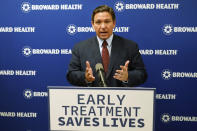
[114,1,125,12]
[21,2,31,13]
[161,69,197,80]
[23,89,48,99]
[66,24,129,35]
[161,113,171,123]
[21,3,83,13]
[162,24,173,35]
[161,69,172,80]
[161,113,197,123]
[22,46,32,57]
[66,24,77,35]
[23,89,33,99]
[22,46,72,57]
[162,24,197,35]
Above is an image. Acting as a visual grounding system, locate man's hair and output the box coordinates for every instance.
[91,5,116,22]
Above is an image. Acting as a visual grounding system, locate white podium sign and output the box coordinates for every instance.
[48,87,155,131]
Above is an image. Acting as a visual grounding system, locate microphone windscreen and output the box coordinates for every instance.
[95,63,104,72]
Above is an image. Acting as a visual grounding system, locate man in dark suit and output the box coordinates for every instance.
[67,5,147,87]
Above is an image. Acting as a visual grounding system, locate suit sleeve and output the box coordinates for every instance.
[123,44,147,87]
[66,45,90,86]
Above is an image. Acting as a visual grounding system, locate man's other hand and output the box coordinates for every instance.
[113,60,130,82]
[85,61,95,82]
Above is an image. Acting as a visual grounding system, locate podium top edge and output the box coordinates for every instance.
[47,86,156,90]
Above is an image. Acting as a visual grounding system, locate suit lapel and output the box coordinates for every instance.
[106,35,121,78]
[91,37,102,67]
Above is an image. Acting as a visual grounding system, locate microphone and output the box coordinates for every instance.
[95,63,107,87]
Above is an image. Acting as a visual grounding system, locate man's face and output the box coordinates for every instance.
[92,12,116,40]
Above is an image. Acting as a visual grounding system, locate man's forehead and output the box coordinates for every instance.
[95,17,112,21]
[94,13,112,20]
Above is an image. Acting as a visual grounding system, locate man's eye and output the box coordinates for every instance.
[105,21,111,23]
[95,21,101,24]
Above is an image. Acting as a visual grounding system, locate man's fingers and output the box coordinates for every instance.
[87,71,93,77]
[116,69,123,74]
[120,65,127,72]
[119,60,129,71]
[85,61,95,82]
[120,65,124,70]
[114,61,129,81]
[86,61,92,73]
[86,68,94,77]
[122,60,129,71]
[113,74,121,80]
[88,75,95,81]
[125,60,130,67]
[113,73,123,81]
[91,76,95,80]
[86,61,91,68]
[86,72,95,82]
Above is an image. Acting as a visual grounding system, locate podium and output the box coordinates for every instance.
[48,86,155,131]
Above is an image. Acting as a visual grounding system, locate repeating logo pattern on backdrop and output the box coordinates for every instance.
[21,2,31,13]
[161,69,172,80]
[162,24,173,35]
[21,2,83,13]
[114,1,125,12]
[161,113,171,123]
[22,46,32,57]
[23,89,33,99]
[162,24,197,35]
[114,1,179,12]
[161,113,197,123]
[66,24,130,35]
[23,89,48,99]
[66,24,77,35]
[161,69,197,80]
[22,46,72,57]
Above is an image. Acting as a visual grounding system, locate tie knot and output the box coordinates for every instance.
[102,40,108,47]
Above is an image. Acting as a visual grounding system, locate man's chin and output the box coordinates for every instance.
[99,35,109,40]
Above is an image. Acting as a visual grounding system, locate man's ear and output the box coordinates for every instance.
[91,21,94,26]
[91,21,95,30]
[113,20,116,28]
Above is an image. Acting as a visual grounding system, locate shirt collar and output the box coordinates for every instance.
[97,34,113,48]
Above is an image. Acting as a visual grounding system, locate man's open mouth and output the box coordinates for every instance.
[100,32,108,34]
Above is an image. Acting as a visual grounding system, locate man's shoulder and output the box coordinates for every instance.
[75,36,97,47]
[114,34,137,46]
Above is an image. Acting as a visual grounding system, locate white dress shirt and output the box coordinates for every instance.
[96,34,113,56]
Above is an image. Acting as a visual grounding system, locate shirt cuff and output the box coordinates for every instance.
[122,81,128,83]
[85,79,92,84]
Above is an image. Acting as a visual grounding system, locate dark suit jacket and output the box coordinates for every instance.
[67,34,147,87]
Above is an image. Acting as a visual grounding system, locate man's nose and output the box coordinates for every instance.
[100,22,106,28]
